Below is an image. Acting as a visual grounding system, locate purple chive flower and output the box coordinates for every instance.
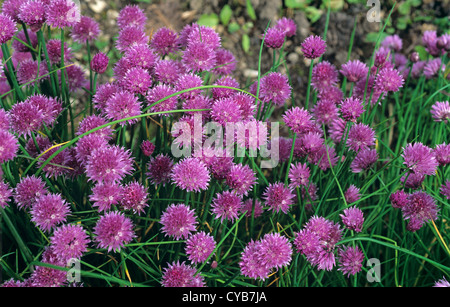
[120,181,149,215]
[182,41,217,73]
[185,231,216,264]
[115,26,149,52]
[422,30,440,56]
[340,206,364,232]
[13,29,38,52]
[37,145,71,178]
[46,39,73,65]
[211,190,242,223]
[213,48,237,75]
[50,224,90,262]
[329,117,348,144]
[85,145,134,183]
[354,75,384,106]
[211,76,239,100]
[121,66,152,95]
[2,0,27,22]
[0,14,17,44]
[0,109,9,131]
[257,233,293,270]
[147,84,178,116]
[74,134,109,166]
[226,163,257,196]
[434,277,450,287]
[350,148,378,173]
[92,83,118,114]
[240,198,264,218]
[171,158,210,193]
[401,172,426,190]
[18,0,46,32]
[45,0,81,29]
[59,63,87,92]
[160,203,198,240]
[317,85,344,105]
[26,94,62,127]
[146,154,174,186]
[340,60,369,83]
[182,95,213,118]
[337,245,364,277]
[434,143,450,165]
[294,216,342,271]
[30,193,71,233]
[210,97,243,125]
[239,239,271,280]
[301,35,326,59]
[71,15,100,43]
[375,67,404,93]
[175,73,204,100]
[0,129,19,164]
[151,27,180,56]
[123,43,157,71]
[117,4,147,30]
[282,106,315,135]
[311,61,339,92]
[259,72,292,106]
[263,27,285,49]
[311,99,339,125]
[275,17,297,37]
[381,34,403,52]
[8,100,44,136]
[401,142,438,176]
[431,101,450,123]
[390,190,409,209]
[154,59,182,85]
[91,52,109,74]
[340,97,365,122]
[187,24,221,50]
[29,246,67,287]
[161,261,205,287]
[441,180,450,200]
[344,185,361,204]
[89,182,124,213]
[346,123,376,152]
[424,58,445,79]
[140,140,155,157]
[14,175,47,210]
[76,114,113,140]
[93,211,135,252]
[374,47,392,68]
[263,182,295,214]
[401,191,439,232]
[0,181,13,209]
[105,90,141,126]
[288,162,310,188]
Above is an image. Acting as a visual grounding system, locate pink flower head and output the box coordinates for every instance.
[117,5,147,30]
[16,59,49,87]
[340,206,364,232]
[50,224,90,262]
[93,211,135,252]
[441,180,450,200]
[344,185,361,204]
[13,175,47,210]
[93,82,119,114]
[401,142,438,176]
[226,163,257,196]
[146,154,174,186]
[0,129,19,164]
[45,0,80,28]
[263,182,295,214]
[240,198,264,218]
[259,72,292,106]
[381,34,403,52]
[187,24,221,50]
[288,162,310,188]
[175,73,204,100]
[401,191,439,232]
[340,97,365,122]
[311,99,339,125]
[71,15,100,43]
[85,145,134,183]
[18,0,46,31]
[76,114,113,140]
[115,26,149,52]
[185,231,216,264]
[257,232,293,270]
[121,66,152,95]
[30,193,71,232]
[424,58,445,79]
[123,43,157,71]
[147,84,178,116]
[89,181,124,213]
[375,67,404,93]
[0,181,13,209]
[151,27,180,56]
[340,59,369,83]
[140,140,155,157]
[161,261,205,287]
[275,17,296,38]
[346,123,376,152]
[434,143,450,166]
[239,239,271,280]
[105,90,142,126]
[0,13,17,44]
[46,39,73,65]
[390,190,409,209]
[120,181,149,215]
[154,59,182,85]
[301,35,326,59]
[337,245,364,277]
[211,190,242,223]
[91,52,109,74]
[25,94,62,127]
[210,97,243,125]
[350,148,378,173]
[160,203,198,240]
[171,158,210,193]
[263,27,285,49]
[431,101,450,123]
[282,106,315,135]
[8,101,44,136]
[213,48,237,75]
[311,61,339,92]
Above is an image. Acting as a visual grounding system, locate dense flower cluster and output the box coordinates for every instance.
[0,1,448,288]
